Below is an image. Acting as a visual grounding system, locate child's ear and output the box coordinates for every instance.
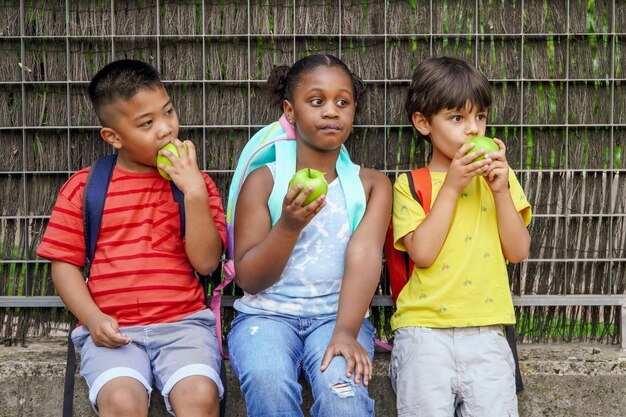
[282,99,294,124]
[411,112,431,136]
[100,127,123,150]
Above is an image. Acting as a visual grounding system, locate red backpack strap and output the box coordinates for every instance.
[379,168,432,352]
[402,167,431,291]
[407,167,431,215]
[386,167,432,302]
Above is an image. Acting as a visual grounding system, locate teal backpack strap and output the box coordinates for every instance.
[336,149,366,233]
[268,139,297,223]
[225,118,291,257]
[267,116,366,233]
[228,114,367,245]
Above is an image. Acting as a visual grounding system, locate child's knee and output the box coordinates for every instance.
[97,377,149,417]
[313,379,374,417]
[168,375,220,412]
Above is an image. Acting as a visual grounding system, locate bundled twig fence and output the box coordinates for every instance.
[0,0,624,347]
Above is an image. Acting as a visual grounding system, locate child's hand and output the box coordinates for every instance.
[482,138,509,193]
[443,142,492,194]
[278,184,326,231]
[157,138,206,196]
[320,331,372,386]
[84,312,131,348]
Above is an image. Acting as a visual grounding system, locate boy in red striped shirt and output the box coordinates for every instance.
[37,59,225,417]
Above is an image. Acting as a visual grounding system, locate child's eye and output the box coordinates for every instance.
[451,115,462,122]
[337,99,349,107]
[140,120,153,128]
[476,114,487,121]
[165,107,175,116]
[310,98,323,106]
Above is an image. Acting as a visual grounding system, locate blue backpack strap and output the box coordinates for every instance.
[83,155,185,276]
[170,182,185,238]
[67,153,116,417]
[82,154,117,280]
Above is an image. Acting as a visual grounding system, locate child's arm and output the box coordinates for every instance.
[320,168,391,386]
[51,260,131,347]
[159,138,223,275]
[404,144,491,267]
[234,167,325,294]
[483,138,531,263]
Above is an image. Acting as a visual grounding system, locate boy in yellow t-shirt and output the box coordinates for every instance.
[390,56,531,417]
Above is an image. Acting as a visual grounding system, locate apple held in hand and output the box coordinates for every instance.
[464,136,499,162]
[157,142,188,181]
[289,168,328,206]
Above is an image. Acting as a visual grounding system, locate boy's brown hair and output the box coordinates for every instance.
[405,56,492,142]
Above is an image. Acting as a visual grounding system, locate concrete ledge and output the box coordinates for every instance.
[2,338,626,417]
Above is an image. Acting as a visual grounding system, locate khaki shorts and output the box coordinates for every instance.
[390,326,518,417]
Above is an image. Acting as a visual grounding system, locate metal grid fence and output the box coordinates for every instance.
[0,0,625,342]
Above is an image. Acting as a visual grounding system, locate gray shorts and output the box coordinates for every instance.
[71,308,223,415]
[390,326,518,417]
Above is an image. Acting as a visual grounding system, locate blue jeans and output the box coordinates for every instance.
[227,313,376,417]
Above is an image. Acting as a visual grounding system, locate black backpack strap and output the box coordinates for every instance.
[62,315,77,417]
[405,169,423,206]
[171,181,205,289]
[171,181,222,289]
[170,181,227,415]
[505,324,524,392]
[63,155,117,417]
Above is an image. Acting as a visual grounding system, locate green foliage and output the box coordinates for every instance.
[517,310,617,342]
[195,0,202,35]
[525,127,534,169]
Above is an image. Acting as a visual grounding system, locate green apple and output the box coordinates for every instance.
[464,136,499,162]
[289,168,328,206]
[157,142,188,181]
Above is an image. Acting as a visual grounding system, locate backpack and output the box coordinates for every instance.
[385,167,432,301]
[210,114,367,355]
[62,154,227,417]
[384,167,524,392]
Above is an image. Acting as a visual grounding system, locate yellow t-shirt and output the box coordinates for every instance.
[391,169,532,330]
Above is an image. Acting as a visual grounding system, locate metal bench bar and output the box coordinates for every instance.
[3,294,624,308]
[3,295,625,349]
[511,295,626,306]
[0,296,66,308]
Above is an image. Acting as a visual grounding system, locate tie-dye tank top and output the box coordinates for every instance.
[233,162,354,317]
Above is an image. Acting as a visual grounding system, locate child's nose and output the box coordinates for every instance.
[322,103,339,118]
[466,120,479,136]
[157,119,174,138]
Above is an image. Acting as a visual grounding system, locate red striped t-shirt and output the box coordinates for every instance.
[37,165,227,327]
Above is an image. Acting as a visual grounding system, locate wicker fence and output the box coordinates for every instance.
[0,0,624,345]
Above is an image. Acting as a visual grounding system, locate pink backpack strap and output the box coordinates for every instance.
[210,259,235,359]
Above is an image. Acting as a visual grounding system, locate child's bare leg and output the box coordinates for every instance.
[97,377,149,417]
[169,375,220,417]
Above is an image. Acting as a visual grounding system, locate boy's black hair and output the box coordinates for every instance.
[405,56,492,142]
[88,59,163,127]
[267,54,366,111]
